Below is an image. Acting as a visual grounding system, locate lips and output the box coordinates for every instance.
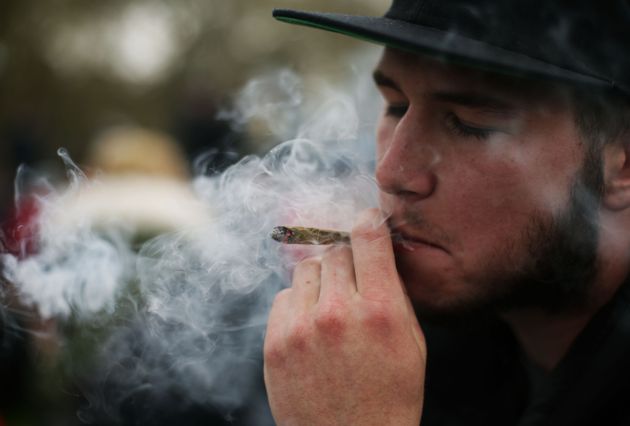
[390,227,449,254]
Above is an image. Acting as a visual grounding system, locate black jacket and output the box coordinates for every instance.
[421,282,630,426]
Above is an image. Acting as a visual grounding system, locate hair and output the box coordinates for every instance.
[571,89,630,148]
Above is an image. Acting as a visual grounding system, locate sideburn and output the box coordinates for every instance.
[497,144,605,314]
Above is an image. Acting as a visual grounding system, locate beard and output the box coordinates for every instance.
[409,145,605,321]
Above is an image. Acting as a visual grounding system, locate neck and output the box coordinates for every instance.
[500,308,593,371]
[500,260,627,372]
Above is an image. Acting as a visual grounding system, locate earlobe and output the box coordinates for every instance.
[603,141,630,211]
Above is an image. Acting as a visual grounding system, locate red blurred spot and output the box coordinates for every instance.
[2,195,41,258]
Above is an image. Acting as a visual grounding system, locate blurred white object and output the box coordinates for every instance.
[51,175,211,235]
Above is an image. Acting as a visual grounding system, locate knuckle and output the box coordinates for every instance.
[263,339,286,369]
[322,245,352,263]
[286,320,311,351]
[294,257,321,274]
[274,287,292,302]
[273,287,293,304]
[361,303,396,335]
[314,302,348,337]
[292,258,321,286]
[270,288,291,309]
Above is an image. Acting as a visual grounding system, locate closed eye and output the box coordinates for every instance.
[445,113,497,140]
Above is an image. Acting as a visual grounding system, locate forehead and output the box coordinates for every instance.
[375,48,571,106]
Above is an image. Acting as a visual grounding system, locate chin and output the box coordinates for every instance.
[401,269,465,311]
[398,263,495,321]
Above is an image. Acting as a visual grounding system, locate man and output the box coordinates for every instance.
[264,1,630,425]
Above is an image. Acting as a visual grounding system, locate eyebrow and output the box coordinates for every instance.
[430,91,517,115]
[373,70,518,115]
[372,70,401,91]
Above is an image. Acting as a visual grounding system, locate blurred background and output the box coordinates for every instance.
[0,0,387,424]
[0,0,387,218]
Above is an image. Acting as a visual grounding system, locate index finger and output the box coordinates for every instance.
[351,208,404,299]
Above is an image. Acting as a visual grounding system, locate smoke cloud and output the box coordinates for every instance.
[1,52,382,424]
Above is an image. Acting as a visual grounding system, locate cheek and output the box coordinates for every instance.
[462,138,578,216]
[439,156,544,240]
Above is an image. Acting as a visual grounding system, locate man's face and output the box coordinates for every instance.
[374,48,603,317]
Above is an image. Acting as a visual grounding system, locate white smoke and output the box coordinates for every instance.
[1,50,382,424]
[2,153,136,320]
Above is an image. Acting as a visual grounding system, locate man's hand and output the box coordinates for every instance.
[264,209,426,426]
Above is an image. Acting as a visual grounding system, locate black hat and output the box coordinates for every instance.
[273,0,630,98]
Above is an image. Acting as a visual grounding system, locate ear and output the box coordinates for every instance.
[603,140,630,211]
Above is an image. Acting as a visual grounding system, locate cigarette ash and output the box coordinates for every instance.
[0,62,381,424]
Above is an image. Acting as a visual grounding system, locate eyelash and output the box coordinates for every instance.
[445,113,495,140]
[385,105,496,140]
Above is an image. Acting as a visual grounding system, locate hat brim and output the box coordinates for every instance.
[273,9,612,90]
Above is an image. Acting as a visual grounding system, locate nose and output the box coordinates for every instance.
[375,116,438,200]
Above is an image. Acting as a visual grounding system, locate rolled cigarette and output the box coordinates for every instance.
[271,226,350,245]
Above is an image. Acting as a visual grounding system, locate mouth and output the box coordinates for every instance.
[390,227,450,255]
